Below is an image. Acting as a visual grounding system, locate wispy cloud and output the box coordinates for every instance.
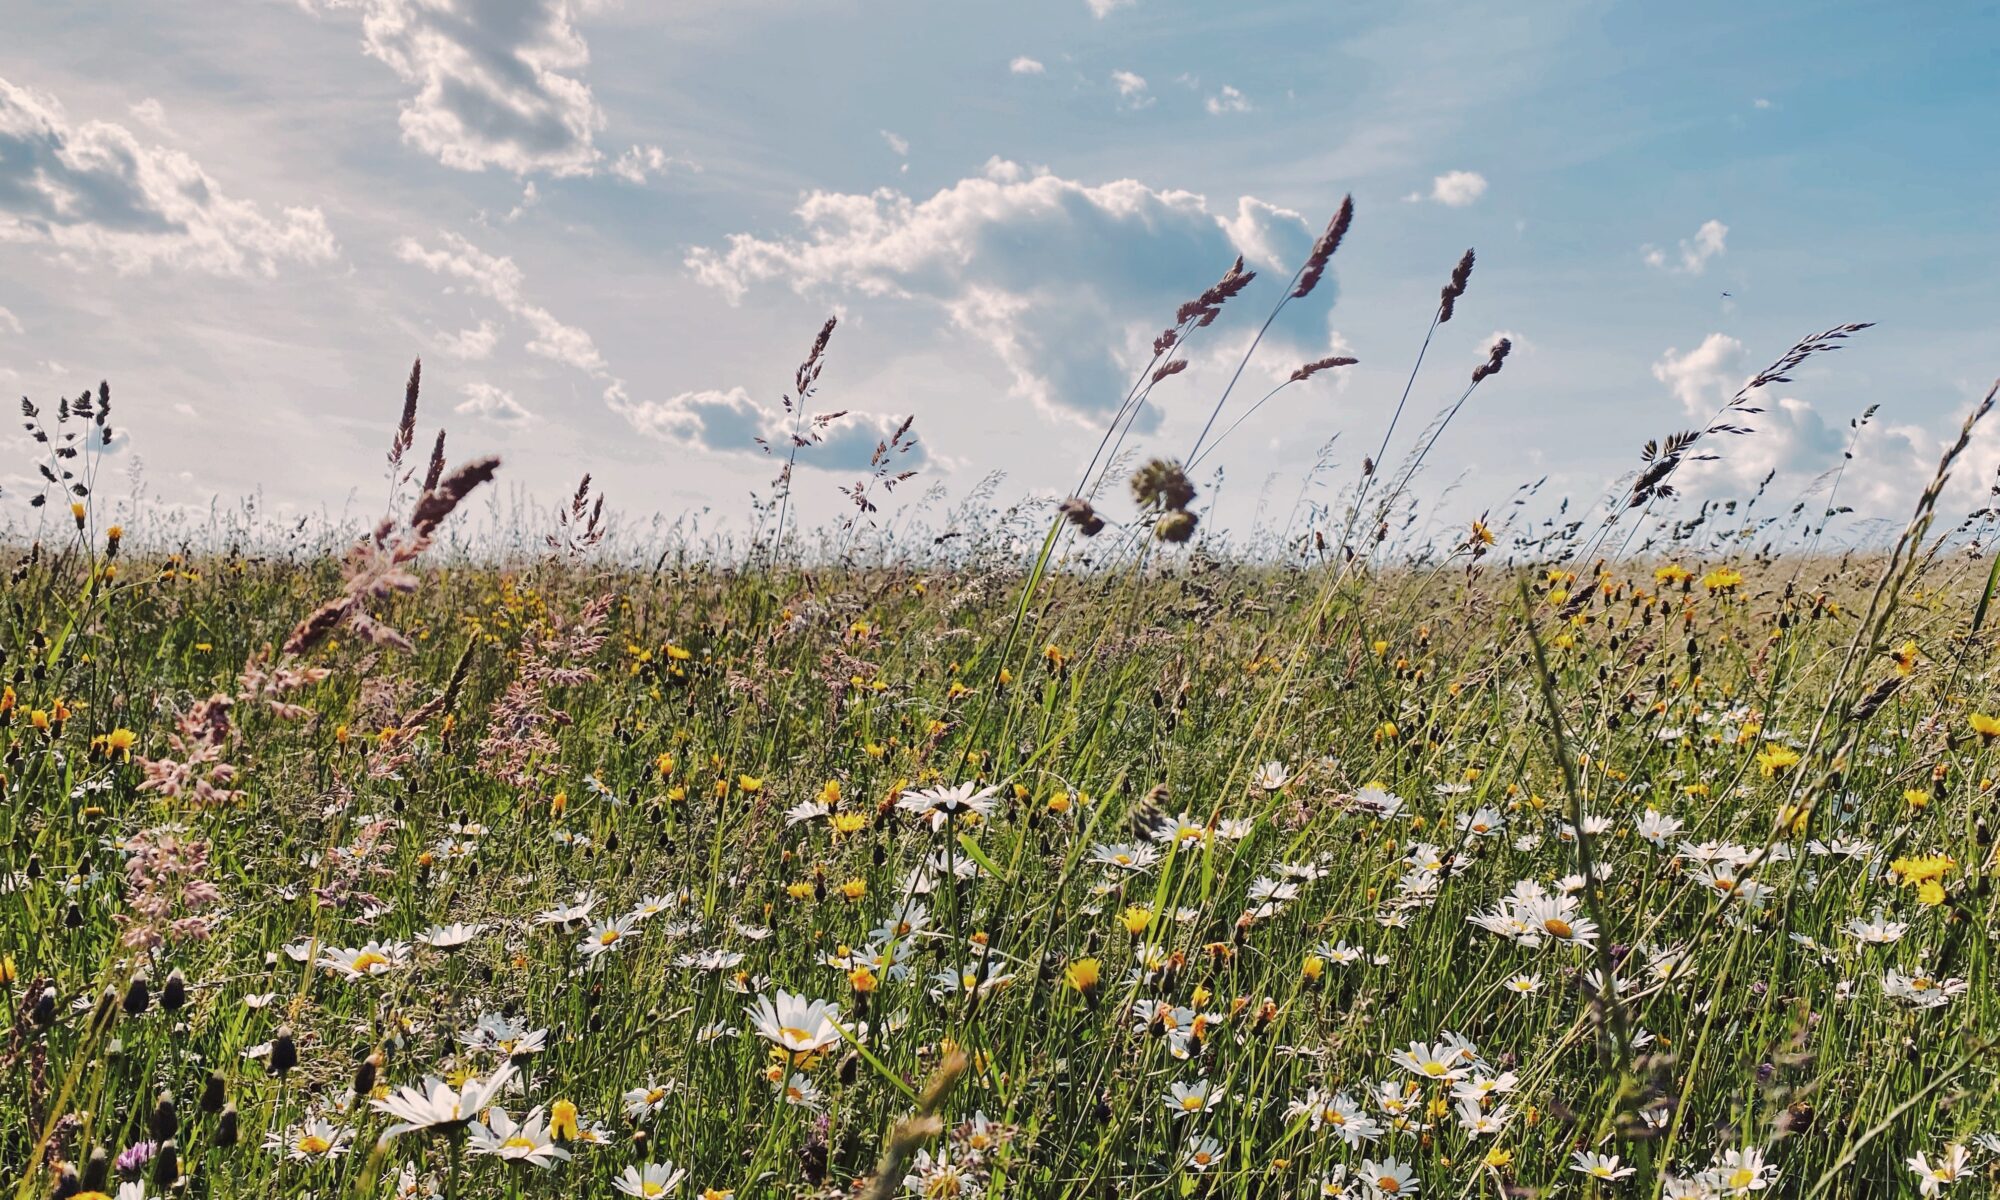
[1111,70,1154,110]
[396,230,609,376]
[1087,0,1136,16]
[455,380,533,423]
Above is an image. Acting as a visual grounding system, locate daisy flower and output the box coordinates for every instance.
[372,1063,517,1140]
[1358,1155,1417,1197]
[614,1162,689,1198]
[265,1114,353,1160]
[415,923,484,951]
[1908,1145,1973,1195]
[580,914,641,959]
[1570,1151,1635,1181]
[469,1106,568,1168]
[1165,1078,1220,1119]
[319,940,410,979]
[746,989,845,1058]
[623,1080,675,1119]
[896,782,1000,830]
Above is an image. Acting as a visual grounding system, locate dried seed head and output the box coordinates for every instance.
[1438,248,1475,324]
[1154,509,1199,543]
[1289,356,1359,383]
[1130,459,1196,512]
[1472,337,1512,383]
[1059,498,1106,537]
[1293,195,1354,300]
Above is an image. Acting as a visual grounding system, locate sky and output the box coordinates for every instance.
[2,0,1997,553]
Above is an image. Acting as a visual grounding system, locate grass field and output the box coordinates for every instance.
[6,254,2000,1200]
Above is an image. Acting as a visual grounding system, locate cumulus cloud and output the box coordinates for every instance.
[617,385,925,470]
[309,0,607,176]
[685,157,1317,426]
[1426,170,1487,207]
[1087,0,1135,15]
[1110,70,1153,109]
[455,380,532,422]
[0,76,337,275]
[1651,332,1853,497]
[1009,56,1045,76]
[1643,218,1728,275]
[1205,85,1251,115]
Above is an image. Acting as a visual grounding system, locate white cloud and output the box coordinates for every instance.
[686,158,1316,426]
[880,129,909,157]
[1753,97,1772,109]
[1111,70,1153,110]
[437,319,499,360]
[308,0,606,176]
[1088,0,1135,15]
[1427,170,1488,207]
[1205,85,1251,115]
[0,306,21,335]
[0,76,337,275]
[1642,218,1728,275]
[609,143,691,184]
[455,380,532,423]
[1009,56,1046,76]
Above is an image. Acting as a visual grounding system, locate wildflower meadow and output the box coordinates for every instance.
[3,200,1998,1200]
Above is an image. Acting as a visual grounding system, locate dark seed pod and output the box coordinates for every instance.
[270,1026,298,1077]
[215,1104,240,1149]
[200,1071,226,1114]
[161,969,187,1013]
[150,1091,179,1141]
[51,1164,80,1200]
[122,976,150,1016]
[82,1145,111,1192]
[32,985,56,1026]
[352,1051,380,1100]
[153,1139,180,1187]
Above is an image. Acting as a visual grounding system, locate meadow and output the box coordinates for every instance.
[4,203,1998,1200]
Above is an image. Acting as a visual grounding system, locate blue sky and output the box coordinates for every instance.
[2,0,1996,547]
